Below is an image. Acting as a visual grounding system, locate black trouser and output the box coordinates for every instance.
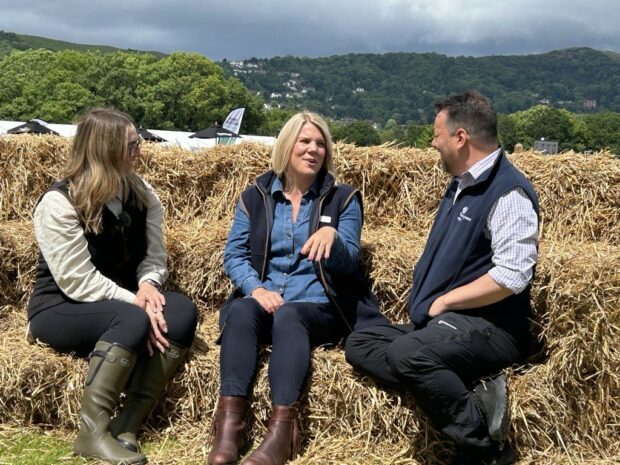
[30,291,198,357]
[219,298,344,405]
[345,312,526,453]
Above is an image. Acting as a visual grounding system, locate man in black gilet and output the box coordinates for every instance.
[346,91,539,465]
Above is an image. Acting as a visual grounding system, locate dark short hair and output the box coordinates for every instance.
[434,91,497,146]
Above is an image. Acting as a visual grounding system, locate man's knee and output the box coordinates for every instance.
[385,336,430,379]
[344,329,383,370]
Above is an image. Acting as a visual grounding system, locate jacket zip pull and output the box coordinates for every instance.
[438,320,458,330]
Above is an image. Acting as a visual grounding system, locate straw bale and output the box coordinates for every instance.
[0,220,37,307]
[1,315,618,463]
[139,142,271,223]
[332,145,443,232]
[0,136,67,222]
[0,216,233,310]
[360,227,426,323]
[0,311,218,430]
[1,136,619,463]
[515,240,620,455]
[2,136,619,244]
[511,151,620,244]
[164,219,232,308]
[0,315,446,463]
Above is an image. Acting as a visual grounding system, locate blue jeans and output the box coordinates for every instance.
[219,298,344,405]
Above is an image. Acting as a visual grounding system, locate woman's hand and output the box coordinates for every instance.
[301,226,337,262]
[144,302,169,356]
[134,282,168,356]
[134,281,166,314]
[251,287,284,314]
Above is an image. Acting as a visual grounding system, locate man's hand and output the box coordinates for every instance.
[251,287,284,314]
[428,295,448,317]
[301,226,337,261]
[427,274,514,318]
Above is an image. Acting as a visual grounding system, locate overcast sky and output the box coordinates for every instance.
[1,0,619,60]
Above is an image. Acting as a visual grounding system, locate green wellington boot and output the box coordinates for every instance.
[110,340,189,452]
[73,341,147,465]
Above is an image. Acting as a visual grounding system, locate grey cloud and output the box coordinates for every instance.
[0,0,619,59]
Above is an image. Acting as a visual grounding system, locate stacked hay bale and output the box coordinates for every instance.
[0,135,618,464]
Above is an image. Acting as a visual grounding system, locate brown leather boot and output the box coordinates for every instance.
[241,402,300,465]
[207,396,248,465]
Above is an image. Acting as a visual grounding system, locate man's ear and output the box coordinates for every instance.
[455,127,468,148]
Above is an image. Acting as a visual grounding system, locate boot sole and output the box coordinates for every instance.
[74,451,148,465]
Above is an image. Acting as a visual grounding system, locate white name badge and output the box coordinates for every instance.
[320,215,332,223]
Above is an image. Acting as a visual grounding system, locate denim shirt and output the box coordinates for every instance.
[224,176,363,303]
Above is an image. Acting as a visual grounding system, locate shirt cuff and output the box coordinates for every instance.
[241,276,264,296]
[113,287,137,304]
[138,273,164,287]
[488,266,529,294]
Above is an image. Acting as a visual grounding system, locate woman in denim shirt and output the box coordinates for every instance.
[208,112,386,465]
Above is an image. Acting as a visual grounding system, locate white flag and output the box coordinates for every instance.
[222,107,245,135]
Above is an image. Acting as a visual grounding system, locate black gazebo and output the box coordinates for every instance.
[7,119,59,136]
[137,127,166,142]
[190,125,239,139]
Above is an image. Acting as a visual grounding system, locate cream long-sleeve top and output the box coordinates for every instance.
[33,180,169,304]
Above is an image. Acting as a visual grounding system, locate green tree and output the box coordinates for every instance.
[379,118,405,144]
[0,49,266,132]
[582,112,620,155]
[404,123,433,148]
[257,108,295,136]
[497,114,518,151]
[332,120,381,146]
[512,105,576,150]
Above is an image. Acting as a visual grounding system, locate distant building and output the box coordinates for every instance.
[583,99,597,110]
[533,139,559,154]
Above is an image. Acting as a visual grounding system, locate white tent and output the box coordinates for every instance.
[0,120,76,137]
[148,129,216,151]
[0,120,25,135]
[47,123,77,138]
[1,120,275,148]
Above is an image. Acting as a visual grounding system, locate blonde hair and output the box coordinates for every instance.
[271,112,335,185]
[62,108,149,233]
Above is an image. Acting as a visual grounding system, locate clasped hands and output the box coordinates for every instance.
[251,226,337,314]
[134,281,168,356]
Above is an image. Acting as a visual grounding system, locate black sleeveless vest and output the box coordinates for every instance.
[27,181,148,320]
[222,170,387,334]
[408,150,540,340]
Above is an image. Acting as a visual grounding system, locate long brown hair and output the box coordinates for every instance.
[63,108,149,233]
